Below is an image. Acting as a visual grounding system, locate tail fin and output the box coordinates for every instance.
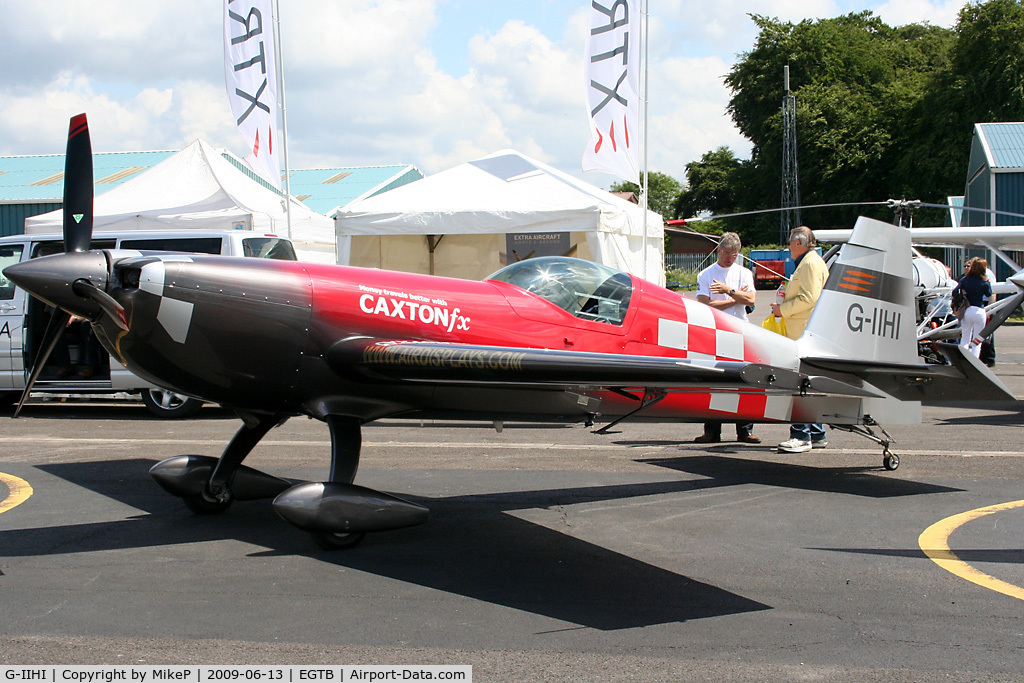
[801,216,919,365]
[800,216,1016,403]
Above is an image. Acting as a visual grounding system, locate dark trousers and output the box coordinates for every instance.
[980,335,995,366]
[703,422,753,438]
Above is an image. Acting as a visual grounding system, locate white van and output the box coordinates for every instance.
[0,229,297,416]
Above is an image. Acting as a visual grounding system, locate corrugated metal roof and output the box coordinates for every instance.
[0,150,175,202]
[976,122,1024,169]
[0,148,422,218]
[217,153,422,215]
[287,165,423,215]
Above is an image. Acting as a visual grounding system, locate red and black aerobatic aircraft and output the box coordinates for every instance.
[4,115,1015,548]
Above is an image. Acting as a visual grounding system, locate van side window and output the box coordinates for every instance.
[243,237,297,260]
[120,237,223,254]
[0,245,24,300]
[33,240,116,258]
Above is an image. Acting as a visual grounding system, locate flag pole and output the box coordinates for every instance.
[273,0,292,240]
[641,0,650,282]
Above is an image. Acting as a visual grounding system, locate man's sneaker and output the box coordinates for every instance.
[811,439,828,449]
[694,433,721,444]
[777,438,812,453]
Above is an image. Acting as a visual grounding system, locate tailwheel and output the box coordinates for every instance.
[883,449,900,471]
[830,417,900,472]
[311,531,367,550]
[183,488,234,515]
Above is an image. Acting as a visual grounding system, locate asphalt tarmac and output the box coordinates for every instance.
[2,324,1024,681]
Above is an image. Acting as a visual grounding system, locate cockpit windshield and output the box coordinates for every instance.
[487,256,633,325]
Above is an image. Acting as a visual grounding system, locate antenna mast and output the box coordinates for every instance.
[780,64,801,244]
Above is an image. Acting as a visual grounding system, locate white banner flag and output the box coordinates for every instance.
[582,0,641,184]
[224,0,282,188]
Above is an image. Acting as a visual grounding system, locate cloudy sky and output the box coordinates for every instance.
[0,0,963,189]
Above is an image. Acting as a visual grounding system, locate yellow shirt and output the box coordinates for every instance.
[780,249,828,339]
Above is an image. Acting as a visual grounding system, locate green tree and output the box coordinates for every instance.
[898,0,1024,216]
[609,171,682,219]
[721,12,955,237]
[674,146,743,219]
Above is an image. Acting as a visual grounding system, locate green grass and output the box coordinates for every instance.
[665,267,699,290]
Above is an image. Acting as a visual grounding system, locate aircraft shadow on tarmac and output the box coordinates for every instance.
[926,400,1024,427]
[3,458,772,631]
[634,454,963,498]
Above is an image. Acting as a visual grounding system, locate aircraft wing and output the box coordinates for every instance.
[329,338,885,398]
[815,226,1024,251]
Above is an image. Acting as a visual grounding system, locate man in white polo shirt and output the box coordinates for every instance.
[693,231,759,444]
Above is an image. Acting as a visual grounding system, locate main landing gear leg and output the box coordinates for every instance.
[149,413,293,514]
[327,415,361,485]
[311,416,366,550]
[271,415,430,549]
[830,417,900,471]
[190,414,283,513]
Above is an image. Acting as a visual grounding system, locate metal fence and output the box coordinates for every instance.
[665,252,714,272]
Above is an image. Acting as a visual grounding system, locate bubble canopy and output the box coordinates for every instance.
[487,256,633,325]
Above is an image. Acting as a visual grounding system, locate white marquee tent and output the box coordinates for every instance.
[334,150,665,284]
[25,140,337,263]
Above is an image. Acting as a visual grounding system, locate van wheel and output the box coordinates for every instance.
[142,388,203,418]
[0,391,16,413]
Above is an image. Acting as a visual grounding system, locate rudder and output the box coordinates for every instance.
[800,216,919,365]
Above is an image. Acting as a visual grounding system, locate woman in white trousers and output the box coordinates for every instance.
[954,258,992,358]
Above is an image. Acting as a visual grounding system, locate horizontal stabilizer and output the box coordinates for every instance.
[740,363,885,398]
[802,344,1015,402]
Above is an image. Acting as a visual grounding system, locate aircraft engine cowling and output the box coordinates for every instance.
[102,256,314,412]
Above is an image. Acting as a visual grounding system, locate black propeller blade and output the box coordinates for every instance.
[63,114,93,253]
[13,113,95,416]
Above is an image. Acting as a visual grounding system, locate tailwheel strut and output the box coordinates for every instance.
[830,417,900,470]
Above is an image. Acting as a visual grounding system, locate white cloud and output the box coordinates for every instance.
[0,0,972,191]
[873,0,962,27]
[649,55,752,176]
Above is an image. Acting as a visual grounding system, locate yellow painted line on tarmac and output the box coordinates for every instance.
[918,499,1024,602]
[0,472,33,515]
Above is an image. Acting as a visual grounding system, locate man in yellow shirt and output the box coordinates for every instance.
[770,226,829,453]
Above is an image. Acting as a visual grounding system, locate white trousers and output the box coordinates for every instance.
[960,305,987,358]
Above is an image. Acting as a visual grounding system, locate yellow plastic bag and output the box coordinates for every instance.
[762,315,788,337]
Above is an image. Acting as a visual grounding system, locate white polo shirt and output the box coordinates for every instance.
[696,262,754,321]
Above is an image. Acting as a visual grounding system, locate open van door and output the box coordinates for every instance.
[0,243,26,402]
